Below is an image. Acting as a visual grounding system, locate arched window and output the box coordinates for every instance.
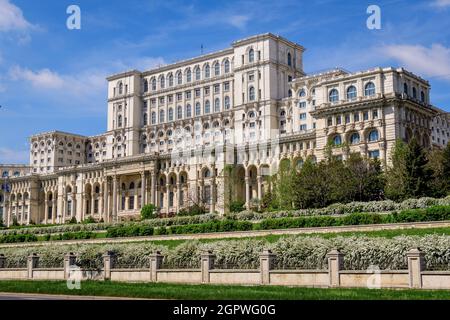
[214,63,220,76]
[224,60,230,73]
[224,96,231,109]
[249,49,254,63]
[413,87,417,99]
[151,78,156,91]
[177,105,183,119]
[421,91,425,102]
[365,82,375,97]
[288,89,292,97]
[204,100,211,114]
[143,113,148,126]
[299,89,306,97]
[143,79,148,92]
[368,129,379,142]
[347,86,357,100]
[195,102,201,116]
[329,89,339,102]
[177,71,182,85]
[204,64,210,78]
[159,110,165,123]
[403,83,408,95]
[214,98,220,112]
[332,134,342,146]
[118,115,123,127]
[186,104,192,118]
[186,69,192,82]
[168,108,174,121]
[160,76,165,89]
[118,82,123,95]
[249,86,255,101]
[195,67,201,80]
[129,182,135,190]
[168,74,174,87]
[204,169,211,178]
[249,111,255,118]
[350,132,360,144]
[151,112,156,124]
[287,52,292,66]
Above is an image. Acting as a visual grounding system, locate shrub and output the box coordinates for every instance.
[141,204,157,220]
[68,217,77,224]
[230,201,246,213]
[82,216,96,224]
[178,204,206,216]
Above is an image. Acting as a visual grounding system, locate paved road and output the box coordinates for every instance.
[0,293,145,300]
[1,220,450,248]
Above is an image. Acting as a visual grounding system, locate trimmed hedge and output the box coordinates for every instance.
[0,234,38,244]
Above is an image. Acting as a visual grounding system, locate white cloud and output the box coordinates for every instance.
[380,43,450,81]
[0,147,28,164]
[9,66,64,89]
[229,15,250,29]
[431,0,450,7]
[0,0,33,32]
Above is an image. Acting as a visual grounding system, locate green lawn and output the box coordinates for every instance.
[0,280,449,300]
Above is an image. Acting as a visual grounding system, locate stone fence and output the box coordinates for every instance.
[1,249,450,290]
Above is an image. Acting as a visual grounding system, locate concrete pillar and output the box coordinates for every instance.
[245,177,250,209]
[44,200,49,225]
[176,183,181,213]
[103,180,109,222]
[201,250,215,284]
[327,249,344,288]
[407,248,425,289]
[112,176,118,222]
[51,199,56,224]
[0,254,6,268]
[260,249,275,285]
[149,251,163,282]
[64,252,77,280]
[27,253,39,279]
[151,172,156,205]
[103,251,115,281]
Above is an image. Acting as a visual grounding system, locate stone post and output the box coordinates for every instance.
[64,252,77,280]
[407,248,425,289]
[327,249,344,288]
[260,249,275,285]
[27,253,39,279]
[201,250,216,284]
[103,251,115,281]
[149,251,163,282]
[0,254,5,268]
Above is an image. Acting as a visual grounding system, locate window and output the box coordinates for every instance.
[329,89,339,102]
[186,69,192,82]
[403,83,408,95]
[288,90,292,97]
[368,129,379,142]
[214,63,220,76]
[299,124,307,131]
[345,114,350,124]
[421,91,425,103]
[151,79,156,91]
[195,88,201,97]
[299,89,306,97]
[195,102,201,116]
[143,79,148,92]
[332,135,342,146]
[413,87,417,99]
[185,104,192,118]
[249,86,255,101]
[347,86,357,100]
[214,84,220,94]
[177,72,182,85]
[214,98,220,112]
[336,116,342,125]
[373,110,378,119]
[160,76,165,89]
[223,82,230,91]
[224,96,231,109]
[249,49,254,63]
[195,67,201,80]
[363,111,369,121]
[299,113,307,120]
[168,108,174,121]
[159,110,165,122]
[224,60,230,73]
[118,115,123,127]
[204,87,210,95]
[365,82,376,97]
[151,112,156,124]
[369,150,380,159]
[354,112,360,122]
[205,64,210,78]
[205,100,210,114]
[185,91,191,99]
[327,117,332,126]
[299,101,306,108]
[168,74,173,87]
[287,52,292,66]
[177,106,183,119]
[350,132,360,144]
[143,113,148,126]
[118,82,123,95]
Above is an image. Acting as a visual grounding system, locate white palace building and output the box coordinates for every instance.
[1,33,449,226]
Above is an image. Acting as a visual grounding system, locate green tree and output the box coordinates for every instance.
[385,139,408,200]
[273,159,296,210]
[141,204,157,220]
[443,142,450,195]
[404,137,432,198]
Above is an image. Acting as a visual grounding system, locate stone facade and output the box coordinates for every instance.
[0,33,449,226]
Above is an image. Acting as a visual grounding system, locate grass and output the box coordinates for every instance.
[0,280,449,300]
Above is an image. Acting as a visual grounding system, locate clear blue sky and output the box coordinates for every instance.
[1,0,450,164]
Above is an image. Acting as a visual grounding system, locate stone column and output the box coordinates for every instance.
[51,199,56,224]
[149,251,163,282]
[64,252,77,280]
[176,183,181,213]
[245,177,250,209]
[257,176,263,202]
[103,180,109,222]
[103,251,115,281]
[44,200,49,225]
[151,172,156,205]
[201,250,216,284]
[0,254,6,268]
[327,249,344,288]
[407,248,425,289]
[112,176,118,222]
[260,249,275,285]
[27,253,39,279]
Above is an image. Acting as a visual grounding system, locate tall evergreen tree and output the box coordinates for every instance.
[442,142,450,195]
[403,137,432,198]
[385,139,408,200]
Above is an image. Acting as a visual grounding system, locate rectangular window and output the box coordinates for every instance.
[336,116,342,125]
[177,93,182,101]
[354,113,360,122]
[299,102,306,108]
[327,117,333,126]
[204,87,210,95]
[185,91,191,99]
[345,115,350,124]
[373,110,378,119]
[299,124,307,131]
[369,150,380,159]
[248,72,255,82]
[214,84,220,93]
[223,82,230,91]
[299,113,307,120]
[195,88,201,97]
[363,111,369,121]
[168,95,173,103]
